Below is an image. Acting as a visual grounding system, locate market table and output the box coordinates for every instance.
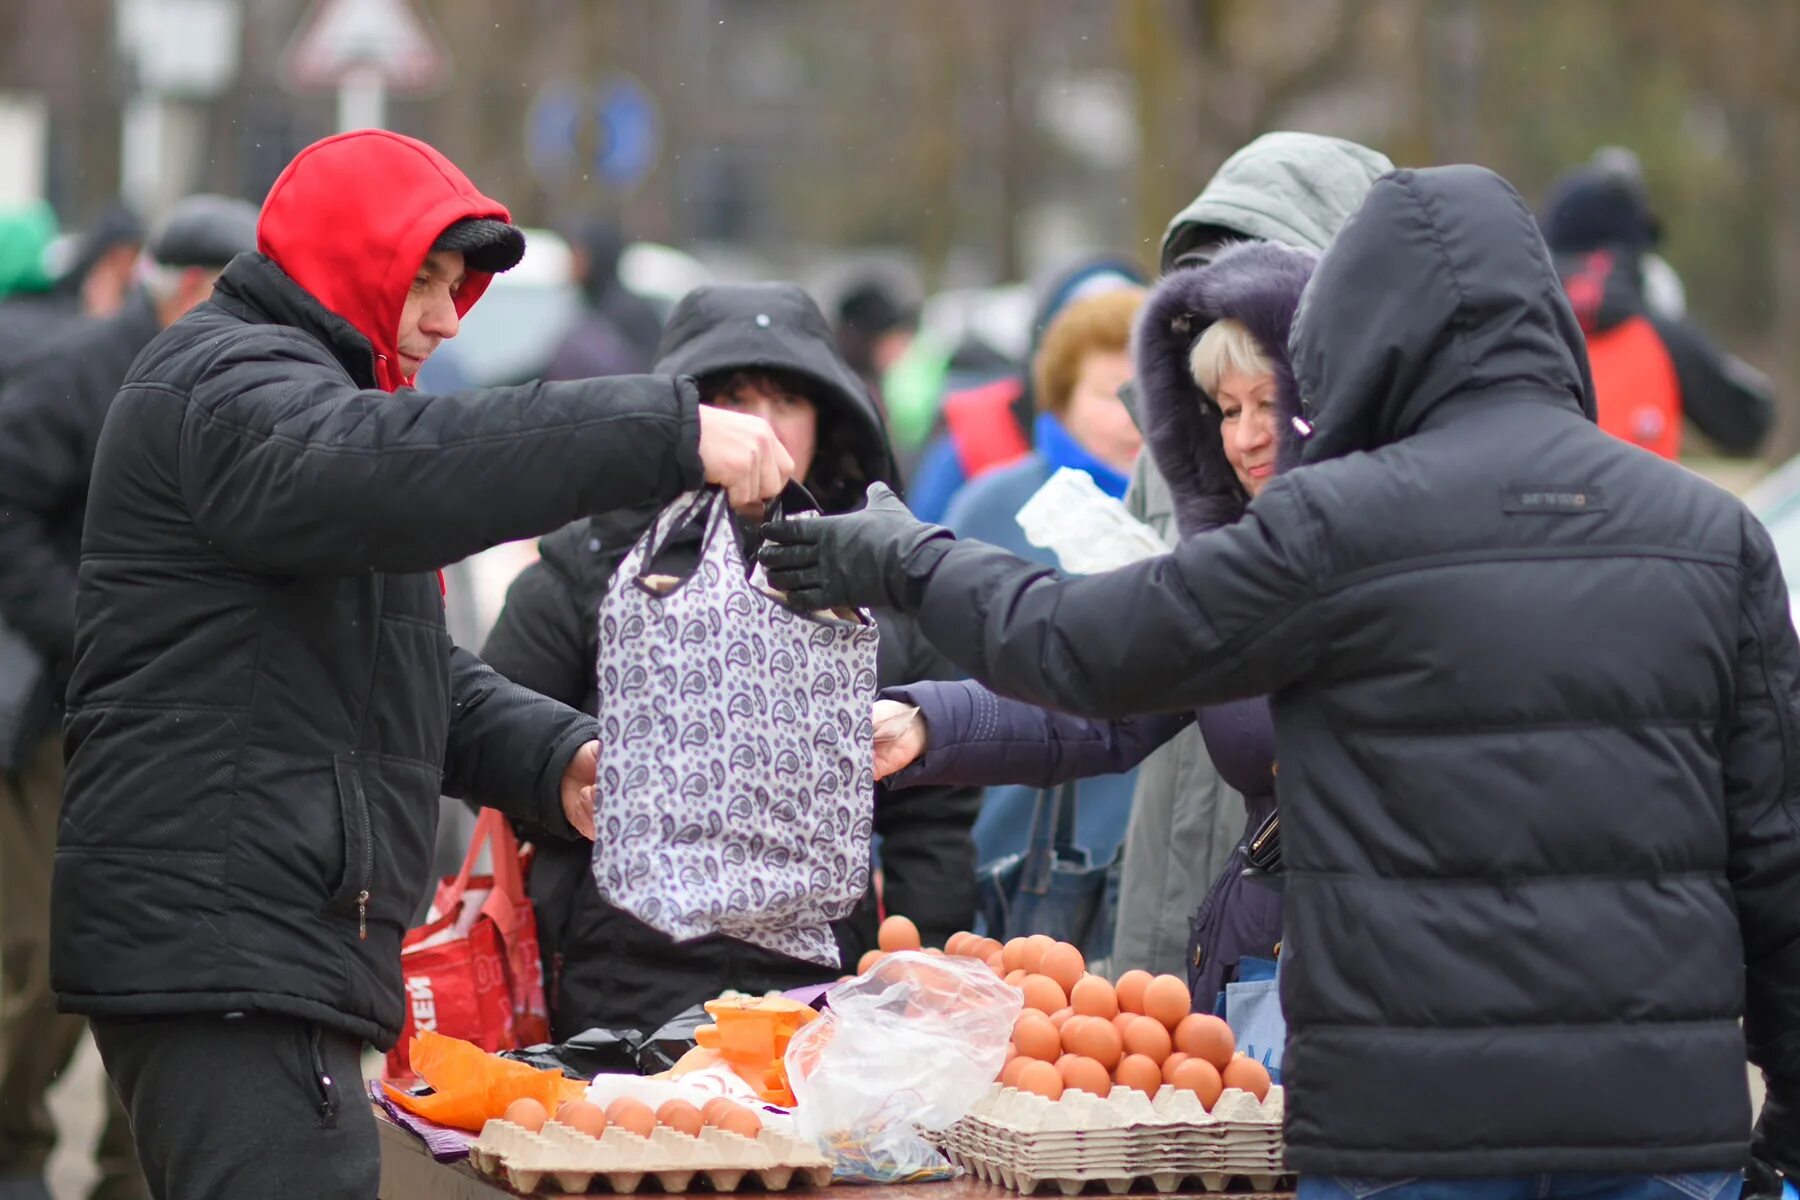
[375,1108,1294,1200]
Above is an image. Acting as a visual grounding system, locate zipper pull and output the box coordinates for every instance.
[357,890,369,941]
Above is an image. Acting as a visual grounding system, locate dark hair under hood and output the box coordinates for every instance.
[1132,240,1317,539]
[654,282,899,514]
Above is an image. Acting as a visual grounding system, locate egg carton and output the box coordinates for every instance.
[946,1147,1288,1197]
[933,1084,1286,1194]
[469,1119,834,1195]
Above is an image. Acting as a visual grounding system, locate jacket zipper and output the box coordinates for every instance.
[331,756,375,938]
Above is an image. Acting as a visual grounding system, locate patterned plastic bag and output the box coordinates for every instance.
[592,488,880,966]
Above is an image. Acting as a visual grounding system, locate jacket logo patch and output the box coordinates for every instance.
[1502,487,1605,515]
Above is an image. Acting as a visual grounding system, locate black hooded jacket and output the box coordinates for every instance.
[483,282,978,1038]
[882,167,1800,1175]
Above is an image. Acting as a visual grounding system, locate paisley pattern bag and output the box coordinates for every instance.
[591,487,880,966]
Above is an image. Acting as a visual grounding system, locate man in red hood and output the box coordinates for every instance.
[50,131,790,1199]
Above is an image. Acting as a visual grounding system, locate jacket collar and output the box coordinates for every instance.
[208,252,379,389]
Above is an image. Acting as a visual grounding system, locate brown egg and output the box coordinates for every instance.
[1015,1059,1064,1100]
[945,931,972,957]
[1000,1058,1029,1088]
[557,1100,609,1138]
[1001,937,1030,973]
[1069,974,1119,1020]
[1114,1053,1162,1097]
[717,1106,764,1139]
[968,937,1002,963]
[1021,935,1057,974]
[1057,1054,1112,1097]
[1173,1013,1236,1069]
[656,1099,704,1137]
[1038,944,1086,995]
[1221,1053,1272,1101]
[604,1097,656,1138]
[878,915,921,953]
[1141,974,1192,1030]
[1111,1012,1138,1039]
[1049,1006,1075,1030]
[1012,1011,1062,1062]
[1122,1014,1174,1064]
[1114,970,1153,1015]
[1005,969,1029,988]
[1168,1057,1224,1110]
[701,1097,737,1125]
[985,950,1007,975]
[1019,974,1068,1015]
[1062,1014,1123,1069]
[503,1097,548,1131]
[857,949,885,974]
[1160,1052,1191,1085]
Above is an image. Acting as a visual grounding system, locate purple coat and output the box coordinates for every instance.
[883,242,1315,1005]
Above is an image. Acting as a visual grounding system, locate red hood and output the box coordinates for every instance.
[257,130,511,392]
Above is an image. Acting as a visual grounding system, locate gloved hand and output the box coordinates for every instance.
[1751,1089,1800,1196]
[758,482,953,612]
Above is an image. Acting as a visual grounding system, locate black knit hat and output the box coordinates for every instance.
[432,217,526,274]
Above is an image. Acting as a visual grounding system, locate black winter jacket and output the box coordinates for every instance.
[483,282,978,1037]
[887,168,1800,1175]
[51,251,706,1048]
[0,289,161,673]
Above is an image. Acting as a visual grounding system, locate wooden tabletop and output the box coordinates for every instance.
[375,1108,1293,1200]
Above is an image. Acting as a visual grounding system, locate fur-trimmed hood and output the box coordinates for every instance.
[1133,241,1316,539]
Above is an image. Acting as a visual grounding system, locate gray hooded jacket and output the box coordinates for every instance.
[1115,132,1392,977]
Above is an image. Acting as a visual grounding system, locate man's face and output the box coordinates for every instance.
[397,249,465,377]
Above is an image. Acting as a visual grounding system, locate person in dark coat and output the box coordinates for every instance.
[0,193,258,1200]
[761,166,1800,1191]
[51,130,793,1200]
[1540,163,1771,459]
[482,281,981,1039]
[542,218,666,381]
[871,241,1313,1010]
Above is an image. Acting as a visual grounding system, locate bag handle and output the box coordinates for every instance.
[1020,783,1079,897]
[436,808,530,927]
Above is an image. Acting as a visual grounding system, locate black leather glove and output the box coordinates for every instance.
[758,482,954,611]
[1753,1088,1800,1192]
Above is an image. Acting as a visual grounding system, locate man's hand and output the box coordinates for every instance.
[561,740,598,840]
[758,483,952,611]
[872,700,928,780]
[698,406,794,515]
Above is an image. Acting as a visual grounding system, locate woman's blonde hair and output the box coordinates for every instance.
[1188,317,1273,402]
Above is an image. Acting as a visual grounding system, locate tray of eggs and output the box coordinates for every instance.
[471,1095,834,1195]
[924,934,1287,1195]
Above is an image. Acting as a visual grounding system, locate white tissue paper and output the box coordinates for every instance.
[1016,468,1170,575]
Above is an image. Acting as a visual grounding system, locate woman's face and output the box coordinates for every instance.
[707,379,818,481]
[1060,349,1141,475]
[1216,367,1279,496]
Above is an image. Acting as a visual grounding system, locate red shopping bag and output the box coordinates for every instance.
[384,809,550,1081]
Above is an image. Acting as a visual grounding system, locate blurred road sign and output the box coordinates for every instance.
[524,74,660,193]
[282,0,449,94]
[595,76,659,190]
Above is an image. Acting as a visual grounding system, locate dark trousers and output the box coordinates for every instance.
[90,1014,377,1200]
[1,735,146,1198]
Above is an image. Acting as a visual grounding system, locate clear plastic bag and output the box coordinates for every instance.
[784,952,1023,1182]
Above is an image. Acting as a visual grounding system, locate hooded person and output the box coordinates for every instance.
[1111,130,1393,978]
[906,255,1148,525]
[1539,162,1771,459]
[480,281,980,1038]
[542,217,666,382]
[759,165,1800,1190]
[0,193,258,1200]
[50,131,792,1200]
[870,241,1314,1010]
